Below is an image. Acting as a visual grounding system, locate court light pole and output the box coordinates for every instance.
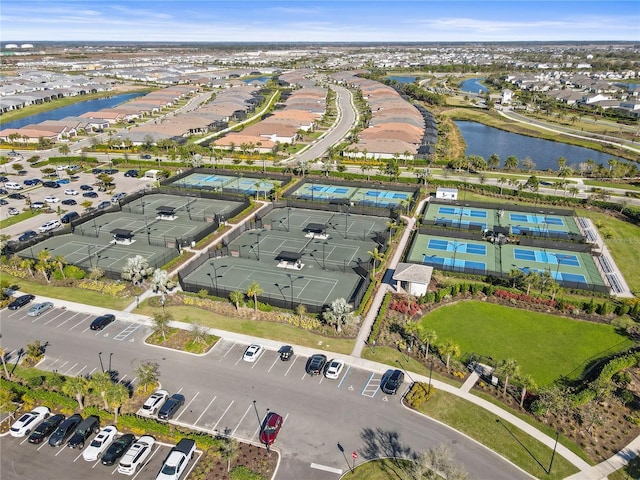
[87,245,94,268]
[451,241,466,273]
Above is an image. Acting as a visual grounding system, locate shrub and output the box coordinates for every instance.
[230,465,264,480]
[404,382,435,409]
[369,293,391,343]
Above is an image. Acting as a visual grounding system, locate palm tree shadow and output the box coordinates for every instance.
[359,427,416,478]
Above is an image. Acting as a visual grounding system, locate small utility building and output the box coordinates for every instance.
[436,187,458,200]
[392,263,434,297]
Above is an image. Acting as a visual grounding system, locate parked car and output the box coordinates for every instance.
[158,394,185,421]
[27,301,54,316]
[39,219,61,233]
[8,294,35,310]
[324,359,345,380]
[56,165,70,171]
[61,199,77,206]
[259,412,283,446]
[381,369,405,395]
[8,193,26,200]
[56,178,70,185]
[305,354,327,375]
[42,181,60,188]
[0,199,7,205]
[5,182,23,190]
[10,406,50,437]
[61,211,79,224]
[278,345,294,361]
[103,168,119,175]
[44,195,60,203]
[31,201,45,209]
[90,313,115,331]
[8,207,20,216]
[101,433,136,466]
[18,230,38,242]
[124,169,139,177]
[80,184,94,191]
[97,200,112,209]
[91,168,103,174]
[141,389,169,416]
[23,178,41,186]
[28,413,65,444]
[155,438,196,480]
[118,435,155,475]
[64,188,79,196]
[68,414,100,449]
[83,425,118,461]
[141,154,152,159]
[111,192,126,203]
[83,191,98,198]
[243,344,264,363]
[49,414,83,447]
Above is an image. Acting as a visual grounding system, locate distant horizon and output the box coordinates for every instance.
[2,40,637,45]
[2,1,637,43]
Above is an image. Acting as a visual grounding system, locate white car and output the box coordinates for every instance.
[64,189,79,196]
[155,438,196,480]
[8,207,20,216]
[243,344,263,363]
[44,196,60,203]
[39,220,61,232]
[141,389,169,415]
[31,201,45,209]
[324,359,345,380]
[56,164,70,171]
[10,406,50,437]
[119,435,155,475]
[82,425,118,461]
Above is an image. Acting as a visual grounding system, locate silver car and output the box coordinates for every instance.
[27,302,54,316]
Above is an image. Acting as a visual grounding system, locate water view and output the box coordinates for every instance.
[387,75,417,84]
[0,92,146,130]
[455,120,628,170]
[459,78,487,94]
[242,76,271,84]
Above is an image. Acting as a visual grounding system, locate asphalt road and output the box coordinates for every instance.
[2,305,529,480]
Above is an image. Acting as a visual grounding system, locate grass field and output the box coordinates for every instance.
[420,301,633,385]
[583,180,640,191]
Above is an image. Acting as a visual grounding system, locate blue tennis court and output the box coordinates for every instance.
[513,248,580,266]
[559,272,587,283]
[311,186,349,194]
[427,239,487,256]
[509,213,564,225]
[438,207,487,218]
[422,255,486,271]
[366,190,408,200]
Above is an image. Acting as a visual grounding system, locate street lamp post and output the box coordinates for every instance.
[108,353,113,373]
[87,245,95,268]
[98,352,104,373]
[428,358,434,394]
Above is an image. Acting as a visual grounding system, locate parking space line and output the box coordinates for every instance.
[58,360,69,370]
[113,324,140,341]
[284,357,298,377]
[220,342,235,359]
[300,371,307,380]
[46,311,77,326]
[136,444,163,479]
[73,450,83,462]
[361,372,374,395]
[68,317,87,331]
[232,403,252,436]
[212,400,235,433]
[119,374,128,384]
[75,365,87,377]
[250,424,260,442]
[55,445,68,456]
[338,366,351,389]
[88,367,98,376]
[194,395,217,425]
[267,356,280,372]
[176,391,200,421]
[91,458,101,469]
[251,352,264,368]
[64,362,78,375]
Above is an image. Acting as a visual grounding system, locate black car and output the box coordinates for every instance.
[279,345,294,361]
[0,199,8,205]
[83,191,98,198]
[80,184,93,191]
[23,178,41,186]
[28,414,65,444]
[61,198,77,206]
[157,394,185,420]
[18,230,38,242]
[103,168,118,175]
[141,155,151,159]
[0,176,8,182]
[92,168,103,174]
[61,211,79,224]
[8,193,26,200]
[68,415,100,449]
[97,201,112,209]
[101,433,136,465]
[381,369,405,395]
[8,294,36,310]
[305,354,327,375]
[42,181,60,188]
[49,414,83,447]
[0,188,8,195]
[124,169,139,177]
[90,314,115,331]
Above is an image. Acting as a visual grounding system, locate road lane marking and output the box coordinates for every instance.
[212,400,234,433]
[194,396,217,425]
[310,463,343,474]
[176,391,200,421]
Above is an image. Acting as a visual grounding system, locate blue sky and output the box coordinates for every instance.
[2,1,638,42]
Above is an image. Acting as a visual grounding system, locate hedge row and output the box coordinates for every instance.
[572,352,640,407]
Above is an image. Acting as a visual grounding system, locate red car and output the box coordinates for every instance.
[259,412,283,446]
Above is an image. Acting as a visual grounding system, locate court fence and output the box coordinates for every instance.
[427,198,576,217]
[165,167,292,195]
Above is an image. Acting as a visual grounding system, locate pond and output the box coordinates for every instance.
[242,76,271,84]
[386,75,417,84]
[0,92,146,130]
[459,78,487,94]
[455,120,628,170]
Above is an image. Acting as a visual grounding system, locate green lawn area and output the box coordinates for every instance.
[583,180,640,191]
[0,209,43,230]
[420,301,632,385]
[0,272,133,310]
[137,304,356,355]
[417,390,579,479]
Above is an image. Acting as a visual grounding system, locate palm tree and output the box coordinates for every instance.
[420,330,437,359]
[19,257,35,277]
[517,373,537,408]
[509,267,523,288]
[367,247,385,274]
[135,362,160,394]
[58,144,70,159]
[246,281,263,314]
[105,383,130,422]
[53,255,66,279]
[90,372,113,410]
[440,340,460,372]
[361,163,372,181]
[36,249,52,283]
[504,155,519,171]
[62,376,90,410]
[0,347,11,379]
[499,358,520,397]
[230,291,244,310]
[488,153,500,170]
[153,311,172,341]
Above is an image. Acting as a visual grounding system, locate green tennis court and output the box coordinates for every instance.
[290,181,414,208]
[123,193,242,221]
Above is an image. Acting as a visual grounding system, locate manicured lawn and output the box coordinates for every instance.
[0,209,43,229]
[417,390,579,479]
[0,272,133,310]
[584,180,640,191]
[137,304,356,355]
[420,301,633,385]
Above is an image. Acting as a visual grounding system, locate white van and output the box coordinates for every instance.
[144,169,161,180]
[5,182,23,190]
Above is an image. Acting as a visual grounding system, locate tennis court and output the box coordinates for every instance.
[124,193,242,221]
[290,181,414,208]
[172,172,281,195]
[428,239,487,256]
[437,206,488,218]
[407,234,497,275]
[513,248,580,267]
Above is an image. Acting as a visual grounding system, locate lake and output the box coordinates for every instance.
[387,75,417,84]
[242,76,271,84]
[459,78,487,94]
[0,92,146,130]
[455,120,628,170]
